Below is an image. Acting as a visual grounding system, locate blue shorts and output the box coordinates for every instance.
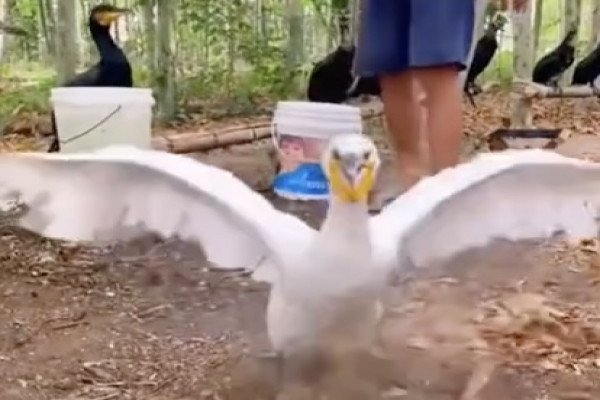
[354,0,475,77]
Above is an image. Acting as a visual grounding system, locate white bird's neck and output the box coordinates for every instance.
[320,200,371,250]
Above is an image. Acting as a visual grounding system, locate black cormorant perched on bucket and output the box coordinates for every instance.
[48,4,132,153]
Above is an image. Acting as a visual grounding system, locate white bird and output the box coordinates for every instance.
[0,135,599,363]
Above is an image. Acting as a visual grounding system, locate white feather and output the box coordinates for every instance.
[5,142,600,360]
[0,143,384,357]
[0,146,315,272]
[371,149,600,271]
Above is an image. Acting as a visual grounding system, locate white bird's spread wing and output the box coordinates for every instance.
[0,146,315,273]
[371,149,600,271]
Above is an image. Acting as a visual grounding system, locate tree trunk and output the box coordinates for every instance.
[44,0,56,56]
[55,0,79,84]
[510,0,534,128]
[285,0,304,93]
[155,0,176,121]
[79,0,94,63]
[286,0,303,69]
[512,0,534,80]
[590,0,600,51]
[142,0,156,80]
[0,0,6,61]
[532,0,543,55]
[226,6,235,92]
[74,0,84,67]
[260,0,268,44]
[0,0,17,62]
[37,0,53,59]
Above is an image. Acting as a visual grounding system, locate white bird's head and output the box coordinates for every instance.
[322,134,380,203]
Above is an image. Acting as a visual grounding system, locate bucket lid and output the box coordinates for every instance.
[275,119,361,138]
[274,101,361,125]
[276,101,360,113]
[51,87,155,106]
[275,101,361,119]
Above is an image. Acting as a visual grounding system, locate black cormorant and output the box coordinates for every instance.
[464,15,506,105]
[307,44,380,104]
[48,4,132,152]
[572,41,600,92]
[532,28,577,88]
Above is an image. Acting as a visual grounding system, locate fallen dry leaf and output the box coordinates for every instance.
[459,358,497,400]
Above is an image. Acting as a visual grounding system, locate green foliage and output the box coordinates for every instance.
[0,65,55,132]
[0,77,54,112]
[173,0,313,114]
[6,0,598,122]
[481,0,596,86]
[1,0,353,122]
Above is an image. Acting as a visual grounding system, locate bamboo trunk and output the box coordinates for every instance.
[512,79,599,98]
[152,124,273,153]
[152,104,385,153]
[510,79,599,127]
[510,0,534,128]
[532,0,543,55]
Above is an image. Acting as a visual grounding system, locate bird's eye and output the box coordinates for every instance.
[332,149,341,160]
[362,151,370,160]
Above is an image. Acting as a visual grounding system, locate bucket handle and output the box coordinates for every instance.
[60,105,122,145]
[271,121,283,155]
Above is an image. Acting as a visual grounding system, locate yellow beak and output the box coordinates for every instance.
[97,10,129,26]
[328,159,375,203]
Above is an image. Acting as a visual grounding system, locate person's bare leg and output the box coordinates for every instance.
[379,70,426,189]
[416,66,463,173]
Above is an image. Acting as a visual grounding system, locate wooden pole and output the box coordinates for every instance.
[510,0,534,128]
[509,79,598,127]
[512,79,599,98]
[151,103,385,154]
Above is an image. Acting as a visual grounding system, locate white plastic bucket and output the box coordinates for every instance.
[271,101,363,201]
[50,87,155,153]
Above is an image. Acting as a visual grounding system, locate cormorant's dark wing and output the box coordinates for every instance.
[572,45,600,85]
[468,38,497,82]
[63,65,101,87]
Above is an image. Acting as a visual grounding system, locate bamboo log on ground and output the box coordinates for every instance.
[152,123,273,153]
[512,79,599,98]
[510,79,599,128]
[152,102,385,153]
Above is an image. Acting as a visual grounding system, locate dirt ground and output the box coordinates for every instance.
[3,93,600,399]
